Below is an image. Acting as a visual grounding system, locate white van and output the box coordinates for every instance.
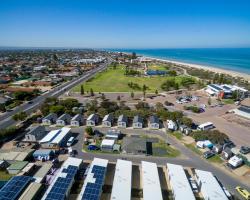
[67,137,75,147]
[197,122,214,131]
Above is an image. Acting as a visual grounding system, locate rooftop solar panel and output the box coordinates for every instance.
[0,176,32,200]
[238,106,250,114]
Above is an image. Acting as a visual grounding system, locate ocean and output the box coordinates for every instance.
[110,48,250,75]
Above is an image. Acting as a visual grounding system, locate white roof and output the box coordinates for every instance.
[87,114,94,120]
[141,161,163,200]
[111,159,132,200]
[78,158,108,200]
[39,127,71,144]
[52,127,71,144]
[228,155,243,165]
[198,122,213,128]
[102,114,109,121]
[195,169,228,200]
[167,163,195,200]
[42,157,82,200]
[101,139,115,146]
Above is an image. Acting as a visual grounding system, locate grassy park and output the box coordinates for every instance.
[73,65,195,93]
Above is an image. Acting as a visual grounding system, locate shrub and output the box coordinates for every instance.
[191,130,229,144]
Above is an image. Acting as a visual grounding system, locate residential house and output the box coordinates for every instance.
[133,115,143,129]
[71,114,83,126]
[148,115,160,129]
[42,113,57,125]
[56,114,71,126]
[117,115,128,128]
[101,139,115,152]
[102,114,114,127]
[25,125,47,142]
[86,114,99,126]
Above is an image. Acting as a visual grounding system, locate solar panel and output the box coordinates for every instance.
[0,176,32,200]
[81,165,106,200]
[44,165,78,200]
[238,106,250,114]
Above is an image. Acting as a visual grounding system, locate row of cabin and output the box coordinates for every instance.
[86,114,160,129]
[42,113,83,126]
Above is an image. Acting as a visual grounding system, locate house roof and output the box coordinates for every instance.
[57,113,71,121]
[43,113,57,120]
[118,114,128,123]
[87,113,98,121]
[102,114,113,122]
[8,161,28,170]
[149,115,159,124]
[71,114,82,121]
[133,115,143,123]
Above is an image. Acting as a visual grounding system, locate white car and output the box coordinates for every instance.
[176,100,182,104]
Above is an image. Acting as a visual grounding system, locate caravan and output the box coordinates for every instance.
[197,122,214,131]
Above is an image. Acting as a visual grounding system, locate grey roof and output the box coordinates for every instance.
[149,115,159,124]
[71,114,82,121]
[26,125,46,140]
[122,137,147,153]
[133,115,143,123]
[43,113,57,120]
[57,113,71,121]
[118,115,128,123]
[87,113,99,121]
[102,114,114,122]
[223,147,233,154]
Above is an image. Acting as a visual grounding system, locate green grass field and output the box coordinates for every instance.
[73,65,191,93]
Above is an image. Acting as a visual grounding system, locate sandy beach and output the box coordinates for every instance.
[145,56,250,82]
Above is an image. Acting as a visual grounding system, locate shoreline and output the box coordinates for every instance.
[144,56,250,82]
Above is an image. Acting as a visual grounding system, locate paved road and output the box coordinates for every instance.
[0,61,111,129]
[69,126,249,199]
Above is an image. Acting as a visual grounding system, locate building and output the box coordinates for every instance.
[42,157,82,200]
[18,182,42,200]
[166,120,178,131]
[39,127,71,149]
[233,98,250,119]
[122,137,148,155]
[0,149,34,162]
[105,129,121,140]
[33,163,52,183]
[77,158,108,200]
[71,114,83,126]
[148,115,160,129]
[56,113,71,126]
[117,114,128,128]
[24,125,47,142]
[141,161,163,200]
[111,159,132,200]
[222,147,233,160]
[0,176,33,200]
[195,169,228,200]
[33,149,54,161]
[42,113,57,125]
[133,115,143,129]
[100,139,115,152]
[86,113,99,126]
[102,114,114,127]
[166,163,195,200]
[7,161,28,174]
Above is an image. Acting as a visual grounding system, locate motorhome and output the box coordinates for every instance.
[197,122,214,131]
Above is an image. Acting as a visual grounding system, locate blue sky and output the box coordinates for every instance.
[0,0,250,48]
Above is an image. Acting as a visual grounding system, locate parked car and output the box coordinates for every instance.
[240,146,250,154]
[235,186,250,200]
[88,145,100,151]
[203,151,215,159]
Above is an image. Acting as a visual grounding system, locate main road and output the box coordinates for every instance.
[0,60,111,129]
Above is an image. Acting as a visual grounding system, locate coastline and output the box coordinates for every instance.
[144,56,250,82]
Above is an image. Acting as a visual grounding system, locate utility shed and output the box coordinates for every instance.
[141,161,162,200]
[7,161,28,174]
[195,169,228,200]
[166,163,195,200]
[111,159,132,200]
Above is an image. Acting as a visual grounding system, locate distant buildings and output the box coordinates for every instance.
[42,113,57,125]
[233,98,250,119]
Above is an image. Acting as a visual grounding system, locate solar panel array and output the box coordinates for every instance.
[238,106,250,114]
[45,165,78,200]
[0,176,32,200]
[81,165,106,200]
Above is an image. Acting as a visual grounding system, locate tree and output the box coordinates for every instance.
[85,126,94,136]
[90,88,94,96]
[101,93,106,100]
[131,52,137,59]
[80,85,84,95]
[131,91,134,99]
[12,112,27,121]
[49,105,65,115]
[155,102,164,111]
[117,95,121,101]
[155,90,158,95]
[142,84,147,98]
[181,117,193,127]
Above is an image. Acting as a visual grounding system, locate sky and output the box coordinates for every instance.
[0,0,250,48]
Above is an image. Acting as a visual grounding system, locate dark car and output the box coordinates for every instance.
[93,130,103,137]
[203,151,215,159]
[88,145,100,151]
[240,146,250,154]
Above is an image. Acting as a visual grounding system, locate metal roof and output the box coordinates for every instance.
[133,115,143,123]
[149,115,159,124]
[141,161,162,200]
[18,182,42,200]
[195,169,228,200]
[39,127,71,144]
[118,114,128,122]
[167,163,195,200]
[110,159,132,200]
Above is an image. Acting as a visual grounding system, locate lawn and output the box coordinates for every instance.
[222,99,235,104]
[185,143,203,155]
[152,142,180,157]
[73,65,192,93]
[207,155,223,164]
[170,131,183,140]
